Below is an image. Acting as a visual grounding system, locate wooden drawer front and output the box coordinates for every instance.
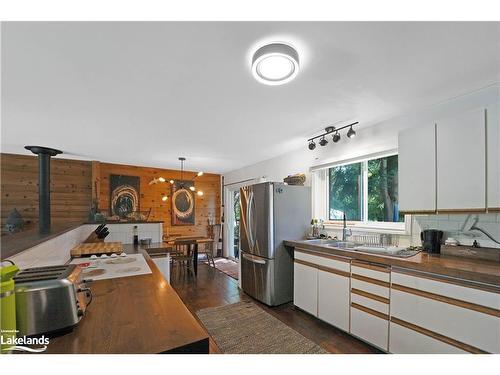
[391,289,500,353]
[389,321,467,354]
[352,262,390,282]
[294,262,318,316]
[351,292,389,315]
[318,269,350,332]
[351,304,389,351]
[351,277,390,299]
[392,270,500,310]
[295,250,350,273]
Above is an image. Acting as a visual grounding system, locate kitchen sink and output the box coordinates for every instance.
[303,239,421,258]
[303,239,340,245]
[304,239,356,248]
[327,241,356,249]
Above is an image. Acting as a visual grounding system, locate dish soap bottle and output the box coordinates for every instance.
[133,225,139,245]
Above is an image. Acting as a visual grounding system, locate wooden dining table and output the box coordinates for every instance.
[164,236,212,276]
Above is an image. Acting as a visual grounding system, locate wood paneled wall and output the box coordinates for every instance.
[1,154,221,238]
[96,162,221,238]
[1,153,92,229]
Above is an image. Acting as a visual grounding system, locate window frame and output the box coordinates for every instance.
[315,150,410,234]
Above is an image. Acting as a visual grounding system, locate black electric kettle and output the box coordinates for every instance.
[420,229,444,254]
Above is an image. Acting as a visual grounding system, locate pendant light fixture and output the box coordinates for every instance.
[148,157,204,201]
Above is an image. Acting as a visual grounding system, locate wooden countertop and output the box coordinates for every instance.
[284,240,500,287]
[44,243,209,354]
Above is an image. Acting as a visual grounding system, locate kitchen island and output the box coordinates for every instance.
[44,243,209,354]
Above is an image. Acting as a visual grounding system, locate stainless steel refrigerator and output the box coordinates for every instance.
[239,182,311,306]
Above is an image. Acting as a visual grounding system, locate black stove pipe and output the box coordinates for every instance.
[25,146,63,234]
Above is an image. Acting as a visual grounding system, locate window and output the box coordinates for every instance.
[327,154,404,225]
[329,162,362,221]
[367,155,403,223]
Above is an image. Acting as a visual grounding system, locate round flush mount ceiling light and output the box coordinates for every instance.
[251,43,299,85]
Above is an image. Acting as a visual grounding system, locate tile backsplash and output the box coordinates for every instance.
[414,213,500,249]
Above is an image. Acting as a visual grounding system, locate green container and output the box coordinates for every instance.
[1,264,19,354]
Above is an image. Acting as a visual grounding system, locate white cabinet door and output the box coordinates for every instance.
[350,305,389,351]
[152,256,170,283]
[389,322,467,354]
[294,262,318,316]
[436,108,487,211]
[487,104,500,209]
[398,123,436,212]
[318,270,350,332]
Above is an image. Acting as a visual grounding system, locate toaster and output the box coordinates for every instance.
[14,264,91,337]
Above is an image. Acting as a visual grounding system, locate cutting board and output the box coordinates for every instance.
[70,242,123,257]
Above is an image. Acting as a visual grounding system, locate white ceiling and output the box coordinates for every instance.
[2,22,499,173]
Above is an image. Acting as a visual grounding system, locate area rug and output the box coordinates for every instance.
[204,257,239,280]
[196,301,329,354]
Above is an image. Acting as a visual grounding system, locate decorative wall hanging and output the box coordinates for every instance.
[110,174,140,218]
[171,179,195,226]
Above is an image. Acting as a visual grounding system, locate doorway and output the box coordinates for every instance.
[226,188,240,261]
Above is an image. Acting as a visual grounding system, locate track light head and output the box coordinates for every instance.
[308,140,316,150]
[319,136,328,147]
[332,132,340,143]
[347,126,356,138]
[161,196,168,202]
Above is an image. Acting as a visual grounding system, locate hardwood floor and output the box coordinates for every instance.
[169,263,382,354]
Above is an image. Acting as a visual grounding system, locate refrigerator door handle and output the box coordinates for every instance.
[242,252,266,264]
[248,190,256,250]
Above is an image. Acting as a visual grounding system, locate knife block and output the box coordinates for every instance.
[83,232,105,243]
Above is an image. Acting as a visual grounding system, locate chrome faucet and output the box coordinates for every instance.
[342,213,352,241]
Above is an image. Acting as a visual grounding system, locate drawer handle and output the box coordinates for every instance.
[351,273,390,288]
[390,316,488,354]
[351,302,389,320]
[392,283,500,318]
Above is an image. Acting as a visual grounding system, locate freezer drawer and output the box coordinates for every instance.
[241,252,275,306]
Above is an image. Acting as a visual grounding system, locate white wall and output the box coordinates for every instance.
[7,224,97,269]
[224,83,500,186]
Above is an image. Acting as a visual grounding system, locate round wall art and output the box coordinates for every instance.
[171,181,195,225]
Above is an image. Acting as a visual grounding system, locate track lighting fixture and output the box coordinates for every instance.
[347,126,356,138]
[307,122,358,150]
[332,131,340,143]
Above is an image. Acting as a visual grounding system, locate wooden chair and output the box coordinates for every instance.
[170,239,196,276]
[199,224,221,268]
